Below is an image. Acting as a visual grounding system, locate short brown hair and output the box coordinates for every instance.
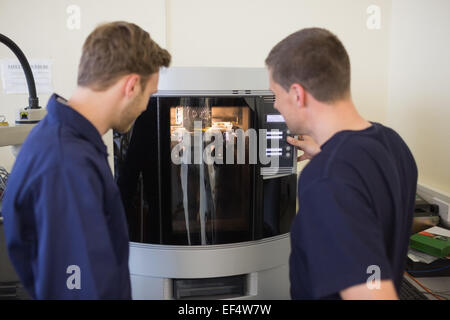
[77,21,171,90]
[265,28,351,103]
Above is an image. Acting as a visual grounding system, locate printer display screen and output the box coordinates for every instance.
[266,114,285,123]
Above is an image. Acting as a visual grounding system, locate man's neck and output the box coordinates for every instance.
[310,99,372,146]
[67,87,113,136]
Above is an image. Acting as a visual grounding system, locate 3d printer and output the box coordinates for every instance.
[114,67,297,299]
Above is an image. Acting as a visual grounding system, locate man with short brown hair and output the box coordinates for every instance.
[3,21,170,299]
[266,28,417,300]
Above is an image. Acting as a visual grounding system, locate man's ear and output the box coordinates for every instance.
[123,74,140,98]
[289,83,307,109]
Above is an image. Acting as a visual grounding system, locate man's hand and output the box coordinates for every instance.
[287,135,321,162]
[340,280,399,300]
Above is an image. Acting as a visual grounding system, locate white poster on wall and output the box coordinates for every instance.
[0,59,52,94]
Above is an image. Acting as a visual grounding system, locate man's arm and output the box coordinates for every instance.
[340,280,398,300]
[290,179,395,299]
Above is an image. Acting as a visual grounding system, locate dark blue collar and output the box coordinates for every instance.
[46,93,108,156]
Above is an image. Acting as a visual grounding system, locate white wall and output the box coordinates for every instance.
[166,0,392,124]
[0,0,166,171]
[388,0,450,195]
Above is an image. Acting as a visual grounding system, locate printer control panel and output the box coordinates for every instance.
[260,112,296,177]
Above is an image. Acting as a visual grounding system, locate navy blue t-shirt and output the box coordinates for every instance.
[2,94,131,299]
[290,123,417,300]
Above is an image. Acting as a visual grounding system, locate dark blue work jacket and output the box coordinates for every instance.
[2,94,131,299]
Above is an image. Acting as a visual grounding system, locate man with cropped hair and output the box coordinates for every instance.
[3,21,171,299]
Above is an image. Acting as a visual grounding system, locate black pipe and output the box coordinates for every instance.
[0,33,40,109]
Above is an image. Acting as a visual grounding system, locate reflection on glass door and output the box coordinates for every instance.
[168,99,253,245]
